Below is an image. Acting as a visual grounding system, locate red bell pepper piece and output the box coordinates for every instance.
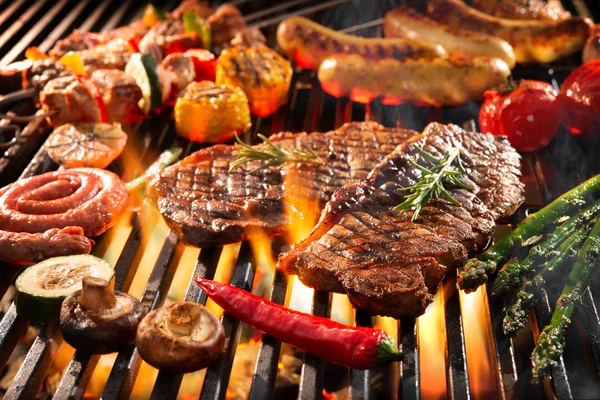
[77,76,108,123]
[194,277,402,370]
[184,49,216,82]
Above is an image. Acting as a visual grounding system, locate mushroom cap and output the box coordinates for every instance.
[59,290,145,354]
[135,301,225,373]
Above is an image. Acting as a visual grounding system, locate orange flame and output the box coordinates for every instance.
[282,167,321,313]
[248,229,276,292]
[459,285,497,399]
[417,288,447,399]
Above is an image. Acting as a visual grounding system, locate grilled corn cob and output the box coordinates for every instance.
[216,46,292,117]
[174,81,250,143]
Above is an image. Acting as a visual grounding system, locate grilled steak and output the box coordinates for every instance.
[152,122,417,247]
[278,123,524,318]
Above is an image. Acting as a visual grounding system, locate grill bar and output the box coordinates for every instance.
[444,277,470,400]
[399,318,419,399]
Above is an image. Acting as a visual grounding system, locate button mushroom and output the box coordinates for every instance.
[135,301,225,373]
[59,276,145,354]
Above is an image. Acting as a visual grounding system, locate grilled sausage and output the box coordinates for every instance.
[427,0,593,64]
[384,7,516,68]
[318,54,511,106]
[276,16,447,70]
[471,0,570,20]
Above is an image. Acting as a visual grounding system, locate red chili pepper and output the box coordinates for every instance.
[194,277,402,370]
[77,76,108,123]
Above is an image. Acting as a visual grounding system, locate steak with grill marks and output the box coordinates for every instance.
[151,122,417,247]
[278,123,524,318]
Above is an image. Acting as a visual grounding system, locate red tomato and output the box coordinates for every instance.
[558,59,600,137]
[479,79,560,152]
[184,49,216,82]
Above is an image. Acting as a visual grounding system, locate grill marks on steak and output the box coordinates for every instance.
[278,123,524,318]
[152,122,417,247]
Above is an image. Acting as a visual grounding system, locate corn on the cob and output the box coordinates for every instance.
[216,46,292,117]
[174,81,250,143]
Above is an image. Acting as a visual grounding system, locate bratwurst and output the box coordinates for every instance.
[318,54,511,106]
[427,0,593,64]
[384,6,516,68]
[0,168,127,264]
[276,16,447,70]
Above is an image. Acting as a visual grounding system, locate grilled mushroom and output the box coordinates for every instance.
[59,276,145,354]
[136,301,225,373]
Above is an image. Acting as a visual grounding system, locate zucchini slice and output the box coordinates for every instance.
[125,53,162,114]
[15,255,115,322]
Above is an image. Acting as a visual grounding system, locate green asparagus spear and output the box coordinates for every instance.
[492,202,600,297]
[458,174,600,292]
[502,224,591,336]
[531,217,600,381]
[126,147,182,192]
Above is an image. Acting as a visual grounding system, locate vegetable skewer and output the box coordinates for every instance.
[531,217,600,380]
[492,200,600,296]
[458,174,600,292]
[194,277,403,369]
[502,224,591,336]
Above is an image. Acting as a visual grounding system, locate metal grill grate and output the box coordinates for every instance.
[0,0,599,399]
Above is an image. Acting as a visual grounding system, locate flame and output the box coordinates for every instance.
[205,243,241,319]
[459,285,497,399]
[248,229,276,293]
[417,288,447,399]
[322,389,336,399]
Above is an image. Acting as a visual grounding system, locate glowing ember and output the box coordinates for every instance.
[459,286,497,399]
[417,288,447,399]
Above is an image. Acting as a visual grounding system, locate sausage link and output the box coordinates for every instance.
[318,54,511,107]
[276,16,447,70]
[427,0,593,64]
[384,7,516,68]
[0,168,127,264]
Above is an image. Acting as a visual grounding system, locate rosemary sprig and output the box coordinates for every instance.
[230,132,323,173]
[394,146,475,221]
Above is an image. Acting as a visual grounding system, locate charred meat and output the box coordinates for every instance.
[230,27,267,49]
[91,69,143,124]
[40,75,102,127]
[152,122,417,247]
[208,4,247,52]
[139,19,204,60]
[278,123,524,319]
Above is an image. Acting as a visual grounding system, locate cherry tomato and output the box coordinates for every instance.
[479,79,560,152]
[558,59,600,137]
[184,49,216,82]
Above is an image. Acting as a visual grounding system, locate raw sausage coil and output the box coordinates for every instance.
[0,168,127,264]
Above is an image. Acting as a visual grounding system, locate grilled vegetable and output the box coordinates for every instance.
[174,81,250,143]
[503,224,591,336]
[126,147,182,192]
[45,123,127,169]
[459,174,600,292]
[194,277,403,369]
[184,49,216,82]
[142,4,166,28]
[182,11,211,51]
[125,53,163,114]
[216,46,292,117]
[531,218,600,380]
[15,255,114,322]
[492,200,600,296]
[25,46,49,62]
[479,78,560,151]
[60,276,145,354]
[136,301,225,373]
[559,59,600,137]
[60,52,88,76]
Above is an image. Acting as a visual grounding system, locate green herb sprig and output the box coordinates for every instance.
[230,133,323,173]
[394,146,474,221]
